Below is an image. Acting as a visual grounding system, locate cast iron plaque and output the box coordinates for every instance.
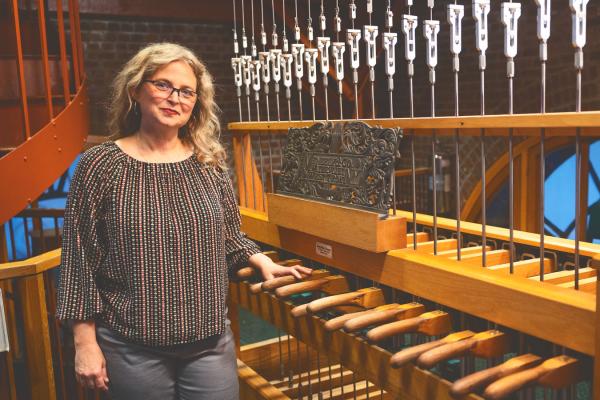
[277,121,401,214]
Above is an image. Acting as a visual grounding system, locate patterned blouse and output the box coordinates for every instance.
[56,141,260,346]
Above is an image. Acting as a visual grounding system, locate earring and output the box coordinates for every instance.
[133,101,139,116]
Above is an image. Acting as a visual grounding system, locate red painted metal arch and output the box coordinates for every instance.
[0,83,89,225]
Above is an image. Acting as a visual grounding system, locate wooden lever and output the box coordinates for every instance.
[343,302,425,333]
[306,288,385,314]
[255,269,330,294]
[483,356,580,399]
[449,354,542,398]
[324,308,382,331]
[274,275,349,298]
[366,310,451,342]
[390,330,475,369]
[417,330,509,369]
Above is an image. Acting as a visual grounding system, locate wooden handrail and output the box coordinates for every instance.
[0,249,61,280]
[227,111,600,136]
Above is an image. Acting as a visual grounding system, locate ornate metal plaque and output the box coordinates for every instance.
[278,121,401,214]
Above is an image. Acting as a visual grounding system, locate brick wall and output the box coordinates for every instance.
[77,3,600,218]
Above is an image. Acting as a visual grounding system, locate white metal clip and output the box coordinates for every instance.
[272,31,279,48]
[363,25,379,68]
[291,43,305,79]
[317,37,331,74]
[401,15,418,63]
[347,29,361,70]
[472,0,490,69]
[281,53,294,89]
[570,0,589,50]
[447,4,464,56]
[320,15,326,31]
[533,0,551,61]
[250,59,262,93]
[270,49,282,83]
[232,57,243,88]
[367,0,373,14]
[383,32,398,78]
[501,3,521,59]
[259,51,271,84]
[305,48,319,85]
[332,42,346,82]
[261,31,267,47]
[423,20,440,69]
[241,55,252,89]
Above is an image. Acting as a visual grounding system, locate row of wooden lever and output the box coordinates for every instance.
[408,232,597,293]
[237,255,583,399]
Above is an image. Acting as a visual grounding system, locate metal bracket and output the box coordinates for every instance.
[570,0,589,50]
[472,0,491,69]
[347,29,361,70]
[423,20,440,69]
[401,15,418,63]
[383,32,398,79]
[364,25,379,68]
[317,37,331,75]
[281,53,294,89]
[250,59,262,93]
[447,4,464,56]
[259,52,271,84]
[231,57,243,88]
[291,43,305,79]
[270,49,282,83]
[241,55,252,90]
[501,3,521,59]
[332,42,346,83]
[305,48,319,85]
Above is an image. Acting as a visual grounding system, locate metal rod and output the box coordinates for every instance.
[240,136,249,206]
[11,0,31,139]
[257,133,267,211]
[268,133,275,192]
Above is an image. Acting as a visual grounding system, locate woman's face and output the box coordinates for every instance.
[135,60,198,133]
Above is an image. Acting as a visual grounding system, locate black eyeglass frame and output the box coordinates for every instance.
[142,79,199,103]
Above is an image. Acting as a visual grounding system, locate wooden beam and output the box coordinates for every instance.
[18,274,56,400]
[228,112,600,134]
[240,210,596,356]
[395,210,600,258]
[238,359,290,400]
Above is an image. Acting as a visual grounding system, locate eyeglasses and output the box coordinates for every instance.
[143,79,198,103]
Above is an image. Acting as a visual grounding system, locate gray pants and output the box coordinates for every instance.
[96,324,239,400]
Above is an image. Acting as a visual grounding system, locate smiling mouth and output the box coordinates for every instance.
[160,108,180,116]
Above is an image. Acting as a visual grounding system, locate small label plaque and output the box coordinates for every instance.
[315,242,333,259]
[278,121,401,214]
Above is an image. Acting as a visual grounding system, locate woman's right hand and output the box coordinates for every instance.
[75,342,109,391]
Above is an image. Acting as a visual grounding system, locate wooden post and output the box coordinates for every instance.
[231,133,266,211]
[592,255,600,400]
[18,274,56,400]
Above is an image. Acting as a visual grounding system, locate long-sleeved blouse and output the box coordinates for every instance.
[56,141,260,346]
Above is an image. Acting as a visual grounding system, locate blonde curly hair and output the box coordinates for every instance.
[107,42,226,168]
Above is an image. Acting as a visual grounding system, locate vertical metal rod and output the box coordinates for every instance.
[454,68,461,259]
[288,334,293,387]
[257,133,267,211]
[296,339,303,398]
[480,69,487,268]
[279,334,284,380]
[539,60,546,279]
[574,63,582,289]
[268,133,275,192]
[508,74,515,273]
[409,73,417,249]
[249,135,258,209]
[240,137,250,207]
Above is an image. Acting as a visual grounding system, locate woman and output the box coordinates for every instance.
[56,42,311,399]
